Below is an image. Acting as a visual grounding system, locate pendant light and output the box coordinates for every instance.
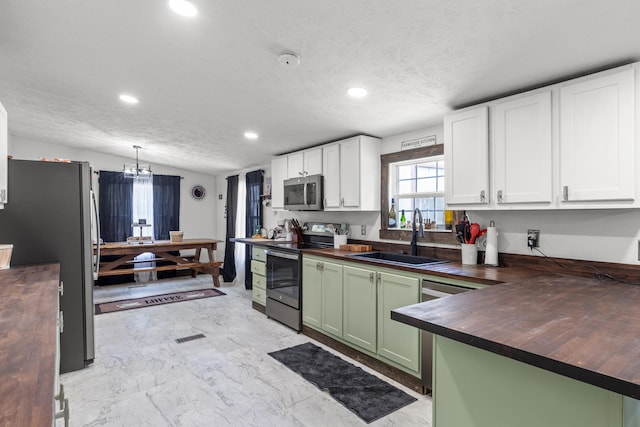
[123,145,152,179]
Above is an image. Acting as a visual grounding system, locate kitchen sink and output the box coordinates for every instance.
[345,252,449,267]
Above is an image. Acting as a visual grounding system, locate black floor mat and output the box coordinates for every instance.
[268,342,417,423]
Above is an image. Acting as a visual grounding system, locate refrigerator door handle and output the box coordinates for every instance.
[91,190,101,281]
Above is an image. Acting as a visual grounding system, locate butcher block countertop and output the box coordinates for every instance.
[302,248,544,285]
[0,264,60,427]
[392,274,640,399]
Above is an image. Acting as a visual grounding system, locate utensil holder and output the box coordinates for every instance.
[334,234,348,249]
[461,243,478,265]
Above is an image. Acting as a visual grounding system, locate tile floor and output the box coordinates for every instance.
[61,276,432,426]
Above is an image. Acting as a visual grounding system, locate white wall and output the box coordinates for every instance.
[9,136,218,244]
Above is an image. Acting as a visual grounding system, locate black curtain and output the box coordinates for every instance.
[98,171,133,242]
[244,170,263,289]
[221,175,238,283]
[152,174,181,240]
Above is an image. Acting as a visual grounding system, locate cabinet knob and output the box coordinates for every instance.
[497,190,503,203]
[480,190,486,203]
[299,172,304,176]
[0,189,5,202]
[369,272,374,282]
[59,281,64,296]
[563,186,569,201]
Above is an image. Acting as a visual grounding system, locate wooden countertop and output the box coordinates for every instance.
[302,248,543,285]
[0,263,60,427]
[391,274,640,399]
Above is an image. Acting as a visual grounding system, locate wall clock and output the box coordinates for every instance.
[191,185,206,200]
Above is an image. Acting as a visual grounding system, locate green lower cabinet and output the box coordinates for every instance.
[433,336,640,427]
[250,247,267,306]
[302,255,421,379]
[320,261,343,337]
[252,272,266,305]
[377,271,421,375]
[302,257,322,328]
[302,256,343,337]
[342,265,377,353]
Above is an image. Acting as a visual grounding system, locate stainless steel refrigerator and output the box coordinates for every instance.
[0,159,97,373]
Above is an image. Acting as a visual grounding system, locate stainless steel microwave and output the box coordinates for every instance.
[283,174,323,211]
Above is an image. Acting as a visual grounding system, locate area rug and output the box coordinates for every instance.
[268,342,417,423]
[95,288,225,314]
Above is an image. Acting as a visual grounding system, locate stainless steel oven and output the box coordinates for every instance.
[421,280,480,393]
[265,248,302,331]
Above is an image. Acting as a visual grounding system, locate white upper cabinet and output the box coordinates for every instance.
[492,91,553,205]
[322,135,381,211]
[0,101,7,209]
[559,68,635,203]
[270,155,288,209]
[444,106,489,206]
[287,147,322,178]
[445,63,639,210]
[322,143,341,209]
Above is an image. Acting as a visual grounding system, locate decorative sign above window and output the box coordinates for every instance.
[191,185,206,200]
[401,135,436,151]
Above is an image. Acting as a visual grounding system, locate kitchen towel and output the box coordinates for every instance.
[484,225,498,266]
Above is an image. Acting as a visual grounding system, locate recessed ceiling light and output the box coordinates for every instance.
[244,131,258,140]
[119,94,139,104]
[169,0,197,17]
[347,87,368,98]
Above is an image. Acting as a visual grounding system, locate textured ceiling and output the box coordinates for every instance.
[1,1,639,175]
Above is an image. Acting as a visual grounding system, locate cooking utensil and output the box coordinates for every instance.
[455,223,466,243]
[469,223,480,244]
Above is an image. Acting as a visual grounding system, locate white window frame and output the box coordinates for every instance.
[389,155,445,228]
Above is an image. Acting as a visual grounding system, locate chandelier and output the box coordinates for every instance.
[123,145,152,179]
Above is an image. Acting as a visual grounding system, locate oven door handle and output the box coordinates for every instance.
[265,249,300,261]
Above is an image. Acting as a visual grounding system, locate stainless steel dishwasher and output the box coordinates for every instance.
[421,279,483,393]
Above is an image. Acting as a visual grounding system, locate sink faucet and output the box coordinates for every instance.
[410,208,424,256]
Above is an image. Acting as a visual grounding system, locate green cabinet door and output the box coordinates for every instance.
[302,257,322,328]
[321,261,343,337]
[343,265,377,353]
[377,271,421,374]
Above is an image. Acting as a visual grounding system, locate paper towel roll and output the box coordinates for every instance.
[484,226,498,266]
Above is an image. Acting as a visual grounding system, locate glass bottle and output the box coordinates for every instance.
[400,209,406,228]
[388,198,397,228]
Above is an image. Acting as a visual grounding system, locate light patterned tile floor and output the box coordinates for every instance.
[60,276,432,426]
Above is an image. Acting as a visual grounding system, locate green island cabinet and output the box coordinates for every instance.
[303,254,422,377]
[434,336,640,427]
[250,246,267,306]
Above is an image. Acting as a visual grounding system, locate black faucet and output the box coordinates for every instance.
[410,208,424,256]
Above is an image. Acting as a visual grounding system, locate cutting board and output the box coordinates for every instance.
[339,244,372,252]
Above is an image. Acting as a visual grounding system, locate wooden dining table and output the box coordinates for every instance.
[96,238,223,287]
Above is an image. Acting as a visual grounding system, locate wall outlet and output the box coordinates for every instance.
[527,229,540,248]
[360,224,367,235]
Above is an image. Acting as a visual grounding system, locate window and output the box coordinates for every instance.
[391,157,445,228]
[379,144,458,244]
